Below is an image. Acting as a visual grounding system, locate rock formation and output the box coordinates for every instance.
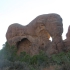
[6,13,64,55]
[66,25,70,39]
[64,25,70,51]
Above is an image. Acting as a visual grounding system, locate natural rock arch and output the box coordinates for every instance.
[6,13,64,55]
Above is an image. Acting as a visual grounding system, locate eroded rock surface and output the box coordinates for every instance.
[64,25,70,51]
[66,25,70,39]
[6,13,64,55]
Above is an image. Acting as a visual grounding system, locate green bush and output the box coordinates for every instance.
[0,59,13,68]
[18,52,31,63]
[30,51,49,66]
[1,42,70,69]
[51,51,70,65]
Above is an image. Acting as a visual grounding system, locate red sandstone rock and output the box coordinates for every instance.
[66,25,70,39]
[64,25,70,51]
[6,13,64,55]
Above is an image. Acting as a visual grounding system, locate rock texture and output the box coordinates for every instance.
[66,25,70,39]
[64,25,70,51]
[6,13,64,55]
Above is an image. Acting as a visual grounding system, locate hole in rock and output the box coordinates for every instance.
[17,38,31,54]
[49,37,52,41]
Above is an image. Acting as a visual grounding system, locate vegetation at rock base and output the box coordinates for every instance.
[0,42,70,70]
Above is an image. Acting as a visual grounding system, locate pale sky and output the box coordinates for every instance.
[0,0,70,49]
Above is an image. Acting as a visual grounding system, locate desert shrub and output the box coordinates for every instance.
[0,59,13,68]
[0,42,17,62]
[51,51,70,65]
[28,65,37,70]
[1,42,70,70]
[8,61,25,70]
[60,62,70,70]
[18,52,31,63]
[30,51,50,66]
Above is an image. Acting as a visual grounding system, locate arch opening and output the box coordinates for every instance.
[17,38,31,54]
[49,37,52,41]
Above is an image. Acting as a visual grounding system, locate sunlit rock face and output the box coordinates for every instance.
[6,13,64,55]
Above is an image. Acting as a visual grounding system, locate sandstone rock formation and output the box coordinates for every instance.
[64,25,70,51]
[6,13,64,55]
[66,25,70,39]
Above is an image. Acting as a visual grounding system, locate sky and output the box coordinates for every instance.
[0,0,70,49]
